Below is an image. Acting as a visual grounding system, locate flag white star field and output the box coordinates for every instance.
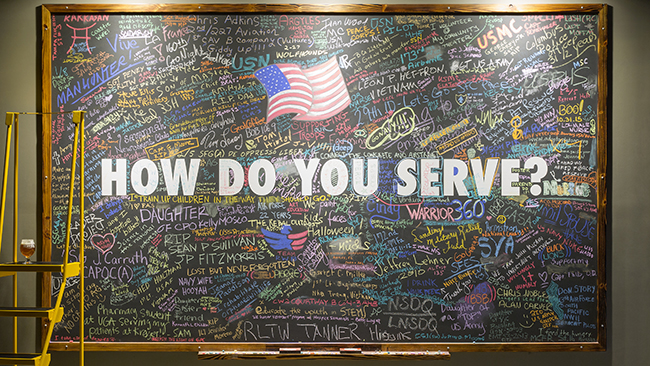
[255,56,351,122]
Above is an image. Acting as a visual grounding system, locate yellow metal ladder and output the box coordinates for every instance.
[0,111,85,366]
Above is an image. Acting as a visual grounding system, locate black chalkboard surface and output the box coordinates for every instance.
[41,4,608,352]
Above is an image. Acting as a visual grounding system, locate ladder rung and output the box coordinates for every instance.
[0,352,50,366]
[0,262,79,276]
[0,270,16,278]
[0,306,64,322]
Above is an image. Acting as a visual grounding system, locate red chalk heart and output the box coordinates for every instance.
[91,233,115,254]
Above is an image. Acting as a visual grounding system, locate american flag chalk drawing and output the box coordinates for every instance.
[255,57,350,122]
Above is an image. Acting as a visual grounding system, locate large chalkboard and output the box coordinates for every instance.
[41,4,608,352]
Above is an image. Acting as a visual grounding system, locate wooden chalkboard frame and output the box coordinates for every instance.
[40,3,609,354]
